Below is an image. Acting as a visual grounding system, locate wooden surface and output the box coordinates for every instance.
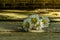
[0,9,60,40]
[0,32,60,40]
[0,9,60,32]
[0,21,60,32]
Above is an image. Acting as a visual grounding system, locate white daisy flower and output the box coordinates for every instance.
[35,19,44,30]
[28,14,40,30]
[29,14,40,24]
[41,16,50,27]
[23,19,32,31]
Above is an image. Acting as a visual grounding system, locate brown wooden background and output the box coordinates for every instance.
[0,0,60,10]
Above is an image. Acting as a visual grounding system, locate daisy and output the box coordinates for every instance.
[28,14,40,30]
[41,16,50,27]
[23,18,32,32]
[35,19,44,30]
[29,14,40,24]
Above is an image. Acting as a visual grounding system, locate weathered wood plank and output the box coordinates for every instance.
[0,9,60,32]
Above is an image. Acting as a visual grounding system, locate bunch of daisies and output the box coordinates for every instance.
[23,14,50,32]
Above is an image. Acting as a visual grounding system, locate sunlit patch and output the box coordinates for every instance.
[42,16,50,27]
[52,13,58,16]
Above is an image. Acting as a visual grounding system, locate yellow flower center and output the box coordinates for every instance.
[42,19,47,25]
[31,18,37,23]
[25,22,30,28]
